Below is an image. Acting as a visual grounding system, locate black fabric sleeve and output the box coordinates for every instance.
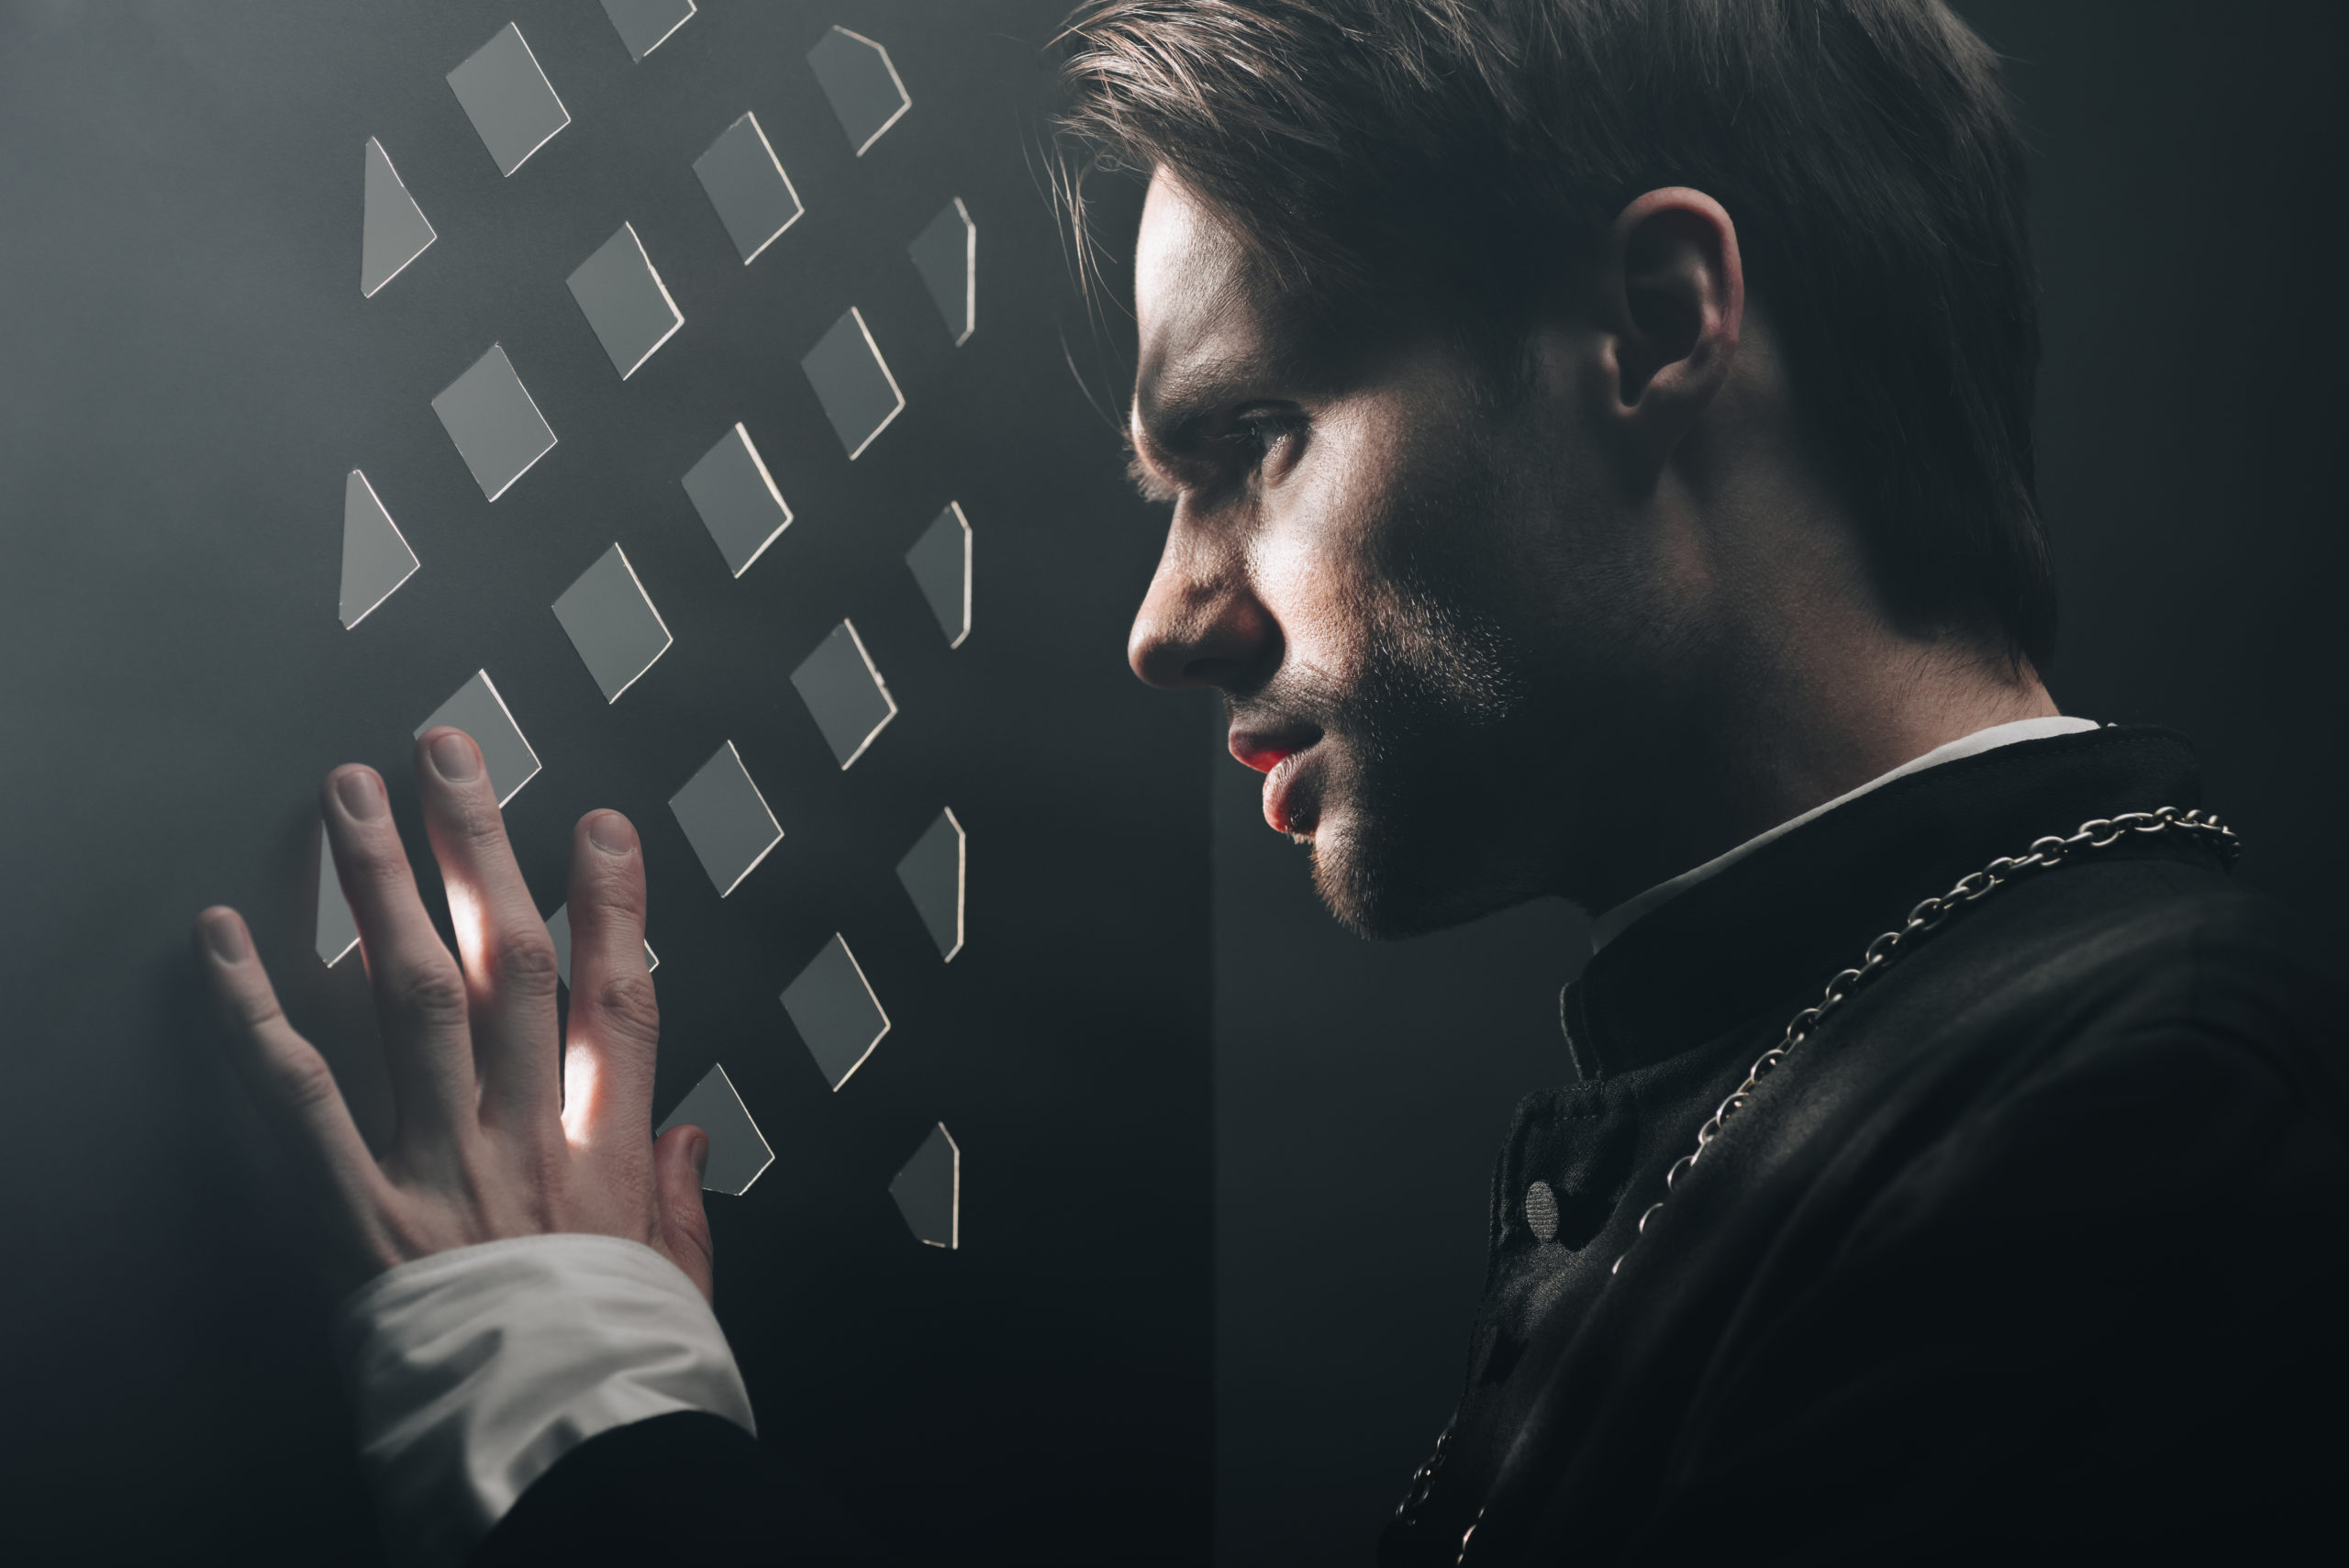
[470,1411,894,1567]
[1628,946,2349,1564]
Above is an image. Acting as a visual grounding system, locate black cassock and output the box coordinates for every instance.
[479,727,2349,1565]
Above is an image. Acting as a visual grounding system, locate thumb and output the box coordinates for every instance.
[652,1124,716,1302]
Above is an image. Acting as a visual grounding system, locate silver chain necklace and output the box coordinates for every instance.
[1394,805,2240,1565]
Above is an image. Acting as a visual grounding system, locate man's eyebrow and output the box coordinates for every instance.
[1128,324,1323,502]
[1123,360,1244,504]
[1132,347,1287,455]
[1135,362,1239,448]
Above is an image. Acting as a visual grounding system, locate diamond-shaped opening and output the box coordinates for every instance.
[801,307,904,460]
[316,821,359,967]
[655,1063,772,1196]
[681,423,793,578]
[908,198,974,345]
[906,501,971,649]
[695,112,802,265]
[447,23,570,176]
[431,345,557,501]
[361,137,436,297]
[340,470,419,630]
[890,1123,959,1249]
[416,671,541,806]
[601,0,695,62]
[783,934,888,1091]
[568,224,683,380]
[791,620,896,770]
[807,26,909,156]
[896,808,965,962]
[542,902,658,987]
[669,741,782,897]
[553,543,671,703]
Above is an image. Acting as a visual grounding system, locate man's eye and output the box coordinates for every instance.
[1230,414,1303,462]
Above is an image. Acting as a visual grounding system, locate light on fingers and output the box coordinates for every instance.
[561,1045,601,1150]
[447,881,490,982]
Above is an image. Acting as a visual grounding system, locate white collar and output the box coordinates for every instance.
[1589,716,2103,951]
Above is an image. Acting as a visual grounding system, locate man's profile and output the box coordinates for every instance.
[192,0,2346,1562]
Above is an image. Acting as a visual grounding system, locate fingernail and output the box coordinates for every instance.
[428,730,481,783]
[333,767,387,822]
[587,811,635,855]
[198,909,250,964]
[691,1130,711,1178]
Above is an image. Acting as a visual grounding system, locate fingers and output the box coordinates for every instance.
[415,728,561,1135]
[652,1124,715,1301]
[326,763,480,1149]
[195,906,390,1251]
[560,810,661,1162]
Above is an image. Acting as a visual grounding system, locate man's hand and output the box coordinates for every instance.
[194,727,715,1299]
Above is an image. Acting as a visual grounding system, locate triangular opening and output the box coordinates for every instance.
[361,137,437,297]
[339,470,418,629]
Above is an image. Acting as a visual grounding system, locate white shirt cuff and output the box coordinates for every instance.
[333,1232,755,1568]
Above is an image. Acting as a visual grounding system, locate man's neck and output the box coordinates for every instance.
[1723,647,2060,844]
[1552,420,2058,917]
[1589,712,2094,948]
[1574,620,2058,919]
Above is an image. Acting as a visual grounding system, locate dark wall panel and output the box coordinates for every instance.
[0,4,1209,1562]
[1960,0,2349,947]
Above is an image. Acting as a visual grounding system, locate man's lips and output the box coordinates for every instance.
[1230,728,1322,834]
[1230,725,1317,773]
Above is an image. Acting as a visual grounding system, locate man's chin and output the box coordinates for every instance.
[1305,817,1526,941]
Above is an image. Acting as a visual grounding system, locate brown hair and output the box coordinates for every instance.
[1056,0,2056,669]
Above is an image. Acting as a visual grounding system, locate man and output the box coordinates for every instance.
[195,1,2346,1562]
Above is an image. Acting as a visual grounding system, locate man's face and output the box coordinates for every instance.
[1125,172,1707,937]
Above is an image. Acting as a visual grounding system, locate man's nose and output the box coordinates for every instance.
[1127,517,1276,691]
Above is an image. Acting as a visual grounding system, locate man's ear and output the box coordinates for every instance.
[1597,187,1743,478]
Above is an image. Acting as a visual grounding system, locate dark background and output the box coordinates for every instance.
[0,3,2341,1565]
[0,3,1209,1562]
[1208,3,2349,1562]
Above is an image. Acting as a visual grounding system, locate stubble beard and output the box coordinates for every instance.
[1267,430,1556,940]
[1230,352,1716,935]
[1301,583,1541,939]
